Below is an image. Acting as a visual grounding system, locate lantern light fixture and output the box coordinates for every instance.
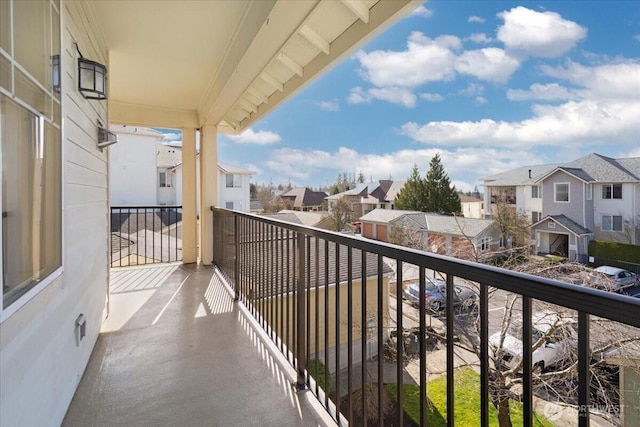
[76,43,107,100]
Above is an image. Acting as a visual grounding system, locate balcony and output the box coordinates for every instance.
[65,208,640,426]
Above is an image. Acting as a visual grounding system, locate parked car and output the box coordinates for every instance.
[589,266,639,292]
[489,311,577,373]
[403,278,477,312]
[623,284,640,298]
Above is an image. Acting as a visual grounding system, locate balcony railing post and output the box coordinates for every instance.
[234,214,239,301]
[295,232,306,390]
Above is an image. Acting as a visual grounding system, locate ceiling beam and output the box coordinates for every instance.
[277,52,303,76]
[259,72,284,92]
[299,25,330,55]
[237,98,258,113]
[341,0,370,24]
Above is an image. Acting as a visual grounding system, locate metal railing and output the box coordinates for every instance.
[212,207,640,427]
[110,206,182,267]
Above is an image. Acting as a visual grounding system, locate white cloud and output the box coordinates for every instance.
[420,92,444,102]
[353,32,461,88]
[497,6,587,58]
[400,99,640,148]
[227,128,282,145]
[634,35,640,42]
[467,33,492,44]
[540,60,640,100]
[459,83,485,97]
[261,146,547,192]
[161,132,181,142]
[348,86,417,107]
[474,96,488,105]
[410,5,432,18]
[315,99,339,112]
[468,16,485,23]
[455,48,521,83]
[507,83,578,101]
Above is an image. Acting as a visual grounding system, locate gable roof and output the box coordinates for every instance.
[360,209,494,238]
[218,163,255,175]
[481,153,640,186]
[280,187,328,208]
[262,210,328,227]
[459,195,483,203]
[326,180,406,202]
[359,209,419,223]
[531,214,593,236]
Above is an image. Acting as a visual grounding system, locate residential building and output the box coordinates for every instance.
[459,194,485,219]
[110,127,254,211]
[278,187,328,211]
[326,180,405,217]
[0,1,418,425]
[482,153,640,262]
[359,209,501,261]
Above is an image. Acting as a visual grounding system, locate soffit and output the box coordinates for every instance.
[89,0,419,132]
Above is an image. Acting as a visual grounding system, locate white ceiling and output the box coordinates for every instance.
[89,0,419,133]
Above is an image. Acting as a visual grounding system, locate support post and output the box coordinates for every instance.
[295,232,306,390]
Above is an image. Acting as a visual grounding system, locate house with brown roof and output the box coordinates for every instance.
[278,187,328,211]
[326,180,405,217]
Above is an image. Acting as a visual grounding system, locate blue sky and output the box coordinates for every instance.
[178,1,640,192]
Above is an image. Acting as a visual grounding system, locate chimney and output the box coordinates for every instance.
[528,169,532,179]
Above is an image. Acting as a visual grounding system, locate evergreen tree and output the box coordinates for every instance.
[424,154,461,215]
[394,164,427,211]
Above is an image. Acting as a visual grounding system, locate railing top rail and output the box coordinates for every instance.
[111,205,183,209]
[212,207,640,328]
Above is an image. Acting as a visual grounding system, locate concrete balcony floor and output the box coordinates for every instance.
[63,263,335,427]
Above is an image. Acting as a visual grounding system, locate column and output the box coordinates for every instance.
[181,127,197,264]
[199,124,217,265]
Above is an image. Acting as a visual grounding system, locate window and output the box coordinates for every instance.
[532,211,542,223]
[602,184,622,199]
[586,184,592,200]
[226,174,242,188]
[532,185,542,199]
[554,183,569,202]
[159,171,172,188]
[225,202,234,209]
[1,0,62,310]
[480,237,490,251]
[2,95,61,309]
[602,215,623,232]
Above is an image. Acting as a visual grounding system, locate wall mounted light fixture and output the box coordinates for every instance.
[76,43,107,100]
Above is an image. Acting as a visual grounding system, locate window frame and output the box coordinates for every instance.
[601,183,622,200]
[532,211,542,223]
[1,0,63,319]
[531,185,542,199]
[601,214,623,232]
[554,183,570,203]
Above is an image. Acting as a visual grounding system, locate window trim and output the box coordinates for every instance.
[554,183,570,203]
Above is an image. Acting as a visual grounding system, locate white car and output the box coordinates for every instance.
[489,311,577,373]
